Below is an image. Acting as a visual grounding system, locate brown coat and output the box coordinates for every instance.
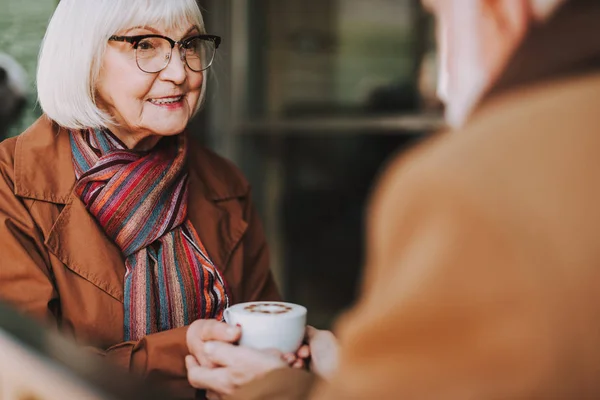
[0,116,280,398]
[229,0,600,399]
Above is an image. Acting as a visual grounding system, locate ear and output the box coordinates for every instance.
[482,0,531,39]
[477,0,532,77]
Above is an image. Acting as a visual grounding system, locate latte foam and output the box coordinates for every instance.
[244,303,293,314]
[226,301,306,318]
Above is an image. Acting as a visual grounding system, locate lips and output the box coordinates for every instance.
[149,95,184,105]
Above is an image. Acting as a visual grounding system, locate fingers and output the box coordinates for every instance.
[305,325,319,340]
[185,358,235,394]
[188,319,241,347]
[282,353,297,365]
[203,341,281,368]
[206,390,222,400]
[292,358,304,369]
[186,355,200,369]
[263,348,284,358]
[296,344,311,359]
[187,319,241,356]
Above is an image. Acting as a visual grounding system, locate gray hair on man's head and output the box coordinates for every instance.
[37,0,207,130]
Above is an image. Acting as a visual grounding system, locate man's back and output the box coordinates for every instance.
[229,72,600,400]
[328,71,600,399]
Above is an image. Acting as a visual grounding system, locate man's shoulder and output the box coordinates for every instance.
[372,72,600,227]
[453,72,600,167]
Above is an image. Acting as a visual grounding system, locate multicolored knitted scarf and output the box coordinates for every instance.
[69,128,230,341]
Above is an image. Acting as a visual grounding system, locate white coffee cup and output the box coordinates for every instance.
[224,301,307,354]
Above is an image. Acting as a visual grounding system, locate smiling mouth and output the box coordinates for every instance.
[149,95,184,105]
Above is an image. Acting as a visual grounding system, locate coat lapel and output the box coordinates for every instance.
[187,153,249,275]
[45,193,126,302]
[15,118,250,305]
[15,117,126,303]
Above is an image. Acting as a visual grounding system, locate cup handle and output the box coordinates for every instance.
[223,308,231,324]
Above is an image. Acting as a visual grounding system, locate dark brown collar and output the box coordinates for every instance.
[482,0,600,106]
[13,116,247,204]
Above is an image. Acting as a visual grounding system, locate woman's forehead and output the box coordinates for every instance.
[119,24,199,36]
[110,2,203,36]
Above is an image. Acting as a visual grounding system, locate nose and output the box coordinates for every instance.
[159,47,187,84]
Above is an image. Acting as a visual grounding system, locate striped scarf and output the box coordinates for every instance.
[69,128,230,341]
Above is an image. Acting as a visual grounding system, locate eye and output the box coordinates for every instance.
[183,38,202,53]
[137,40,155,51]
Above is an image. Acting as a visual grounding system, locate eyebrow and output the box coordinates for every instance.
[123,25,199,37]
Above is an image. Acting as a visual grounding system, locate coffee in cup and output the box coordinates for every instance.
[224,301,307,354]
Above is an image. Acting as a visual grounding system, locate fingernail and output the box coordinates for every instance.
[204,342,215,354]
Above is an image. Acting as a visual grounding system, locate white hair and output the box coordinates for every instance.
[37,0,208,130]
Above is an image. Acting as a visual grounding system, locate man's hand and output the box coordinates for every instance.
[186,341,288,396]
[296,326,339,379]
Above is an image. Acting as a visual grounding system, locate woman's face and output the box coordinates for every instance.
[96,24,203,149]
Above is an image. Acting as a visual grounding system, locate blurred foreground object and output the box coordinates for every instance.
[0,53,27,141]
[0,302,172,400]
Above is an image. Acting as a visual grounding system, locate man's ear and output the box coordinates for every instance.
[478,0,532,77]
[482,0,531,39]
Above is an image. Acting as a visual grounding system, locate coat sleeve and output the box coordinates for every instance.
[0,149,195,399]
[94,328,193,398]
[0,148,58,323]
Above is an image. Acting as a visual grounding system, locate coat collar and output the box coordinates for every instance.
[14,116,249,303]
[14,116,247,203]
[480,0,600,109]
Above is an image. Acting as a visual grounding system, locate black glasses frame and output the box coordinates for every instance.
[108,34,221,73]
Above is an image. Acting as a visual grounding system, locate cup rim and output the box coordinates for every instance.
[225,301,307,319]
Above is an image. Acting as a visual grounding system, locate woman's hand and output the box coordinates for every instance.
[186,319,241,368]
[185,341,288,396]
[296,326,339,379]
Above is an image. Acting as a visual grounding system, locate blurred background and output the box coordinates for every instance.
[0,0,443,328]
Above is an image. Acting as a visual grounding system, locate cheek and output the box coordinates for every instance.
[117,76,154,103]
[187,72,204,104]
[189,72,204,92]
[98,68,155,112]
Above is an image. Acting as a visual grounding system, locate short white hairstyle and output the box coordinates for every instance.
[37,0,208,130]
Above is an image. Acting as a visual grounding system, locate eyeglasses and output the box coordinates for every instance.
[108,34,221,74]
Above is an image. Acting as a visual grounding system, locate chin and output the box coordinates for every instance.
[153,127,187,137]
[147,120,189,137]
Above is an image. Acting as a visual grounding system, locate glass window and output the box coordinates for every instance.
[245,0,432,120]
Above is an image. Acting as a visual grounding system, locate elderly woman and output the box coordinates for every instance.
[0,0,280,397]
